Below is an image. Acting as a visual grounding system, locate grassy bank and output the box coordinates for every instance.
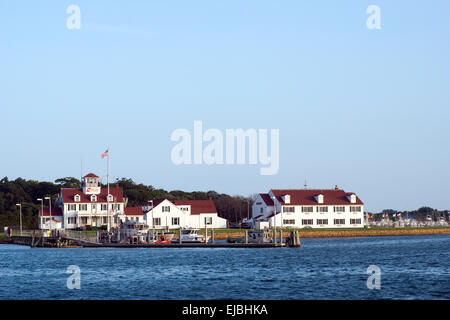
[198,226,450,240]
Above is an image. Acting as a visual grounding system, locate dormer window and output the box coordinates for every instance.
[74,194,81,202]
[281,194,291,204]
[315,194,324,204]
[346,194,357,204]
[90,195,97,202]
[107,194,113,202]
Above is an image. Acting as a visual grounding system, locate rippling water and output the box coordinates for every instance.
[0,235,449,299]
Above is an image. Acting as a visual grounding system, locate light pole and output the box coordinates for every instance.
[148,200,154,231]
[44,196,52,234]
[37,198,44,230]
[15,204,22,235]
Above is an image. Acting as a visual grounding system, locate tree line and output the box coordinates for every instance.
[0,176,254,229]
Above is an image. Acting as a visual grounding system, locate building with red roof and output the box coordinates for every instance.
[124,198,227,229]
[252,187,365,229]
[38,173,125,230]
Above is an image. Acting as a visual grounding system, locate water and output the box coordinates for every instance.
[0,235,449,299]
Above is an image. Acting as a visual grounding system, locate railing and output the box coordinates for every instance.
[61,230,99,243]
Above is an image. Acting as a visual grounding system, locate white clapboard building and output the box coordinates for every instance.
[252,187,365,229]
[38,173,227,230]
[124,199,228,229]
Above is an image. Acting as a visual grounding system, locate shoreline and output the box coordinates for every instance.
[211,227,450,240]
[1,227,449,246]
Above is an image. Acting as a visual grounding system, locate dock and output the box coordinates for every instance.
[5,229,301,249]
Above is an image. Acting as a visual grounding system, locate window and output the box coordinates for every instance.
[68,204,76,211]
[334,206,345,213]
[90,195,97,202]
[350,219,362,225]
[117,204,121,211]
[260,208,263,213]
[153,218,161,226]
[80,217,88,224]
[283,207,295,213]
[68,217,77,224]
[204,217,213,225]
[256,202,262,205]
[162,206,170,212]
[318,207,328,213]
[316,219,328,225]
[302,207,313,213]
[107,194,113,202]
[334,219,345,225]
[74,195,80,202]
[103,217,107,224]
[172,217,180,225]
[91,204,97,210]
[180,207,189,211]
[283,219,295,225]
[101,204,108,211]
[350,206,362,212]
[114,217,118,224]
[302,219,313,225]
[78,204,87,211]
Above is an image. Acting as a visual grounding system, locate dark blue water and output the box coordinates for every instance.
[0,235,449,299]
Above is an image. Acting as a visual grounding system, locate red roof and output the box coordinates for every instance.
[61,186,124,203]
[124,207,144,216]
[259,194,274,206]
[270,189,364,206]
[173,199,218,215]
[39,207,63,217]
[84,173,99,178]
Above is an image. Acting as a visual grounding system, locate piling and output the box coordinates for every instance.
[211,230,215,244]
[245,230,248,244]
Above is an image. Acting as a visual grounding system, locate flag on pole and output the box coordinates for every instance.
[101,149,109,159]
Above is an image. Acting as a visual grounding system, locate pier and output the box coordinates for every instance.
[5,228,301,248]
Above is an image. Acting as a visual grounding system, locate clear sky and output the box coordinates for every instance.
[1,1,449,212]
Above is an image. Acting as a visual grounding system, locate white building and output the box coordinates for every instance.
[124,198,227,229]
[38,173,227,230]
[252,187,365,229]
[39,173,126,230]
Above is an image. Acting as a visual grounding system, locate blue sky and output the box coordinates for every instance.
[1,1,449,212]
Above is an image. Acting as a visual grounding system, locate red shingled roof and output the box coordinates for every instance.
[84,173,99,178]
[173,199,217,215]
[259,194,274,206]
[61,186,124,203]
[124,207,144,216]
[39,207,63,217]
[270,189,364,206]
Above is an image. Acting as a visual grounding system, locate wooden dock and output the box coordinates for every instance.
[81,242,286,248]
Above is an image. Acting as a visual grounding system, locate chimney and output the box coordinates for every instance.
[335,185,339,190]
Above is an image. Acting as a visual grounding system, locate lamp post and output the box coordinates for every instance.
[44,196,52,234]
[15,204,22,235]
[148,200,154,231]
[37,198,43,230]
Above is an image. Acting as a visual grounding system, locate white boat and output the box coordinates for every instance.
[173,228,209,243]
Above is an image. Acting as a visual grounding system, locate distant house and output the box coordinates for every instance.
[252,187,365,229]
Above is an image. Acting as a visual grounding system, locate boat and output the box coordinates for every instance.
[172,228,209,243]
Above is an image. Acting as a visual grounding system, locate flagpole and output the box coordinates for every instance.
[107,148,110,233]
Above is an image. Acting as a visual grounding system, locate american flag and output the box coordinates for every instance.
[101,149,109,159]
